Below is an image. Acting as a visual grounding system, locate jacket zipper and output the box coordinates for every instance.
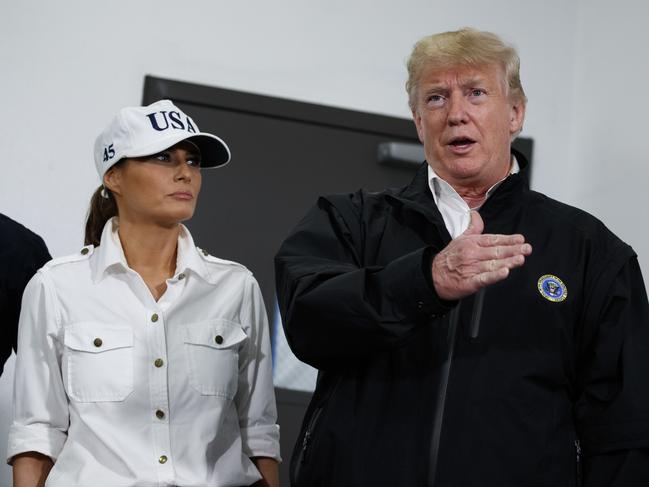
[290,406,323,485]
[468,288,486,339]
[428,304,462,486]
[575,438,582,486]
[300,406,323,464]
[290,374,342,485]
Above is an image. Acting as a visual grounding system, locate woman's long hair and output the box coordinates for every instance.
[84,185,118,247]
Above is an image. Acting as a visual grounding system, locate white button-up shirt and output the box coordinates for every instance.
[427,157,520,238]
[8,218,280,486]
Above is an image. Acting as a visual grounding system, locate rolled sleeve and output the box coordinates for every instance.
[7,423,67,462]
[240,424,281,459]
[7,271,69,463]
[236,275,281,462]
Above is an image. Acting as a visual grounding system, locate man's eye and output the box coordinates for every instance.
[186,157,202,167]
[470,89,486,97]
[427,94,445,105]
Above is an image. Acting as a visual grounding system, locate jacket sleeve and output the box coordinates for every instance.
[235,274,281,461]
[576,256,649,486]
[274,195,454,370]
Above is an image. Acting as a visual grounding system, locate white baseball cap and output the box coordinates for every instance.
[93,99,231,179]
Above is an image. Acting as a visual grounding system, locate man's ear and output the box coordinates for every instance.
[509,100,526,136]
[103,165,122,196]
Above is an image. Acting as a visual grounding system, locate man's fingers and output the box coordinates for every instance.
[472,267,510,289]
[433,228,532,300]
[479,254,526,274]
[477,233,526,247]
[477,243,533,261]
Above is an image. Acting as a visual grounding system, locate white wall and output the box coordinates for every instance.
[0,0,586,259]
[1,0,647,483]
[568,0,649,267]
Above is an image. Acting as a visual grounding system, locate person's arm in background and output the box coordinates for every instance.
[1,229,50,375]
[577,257,649,486]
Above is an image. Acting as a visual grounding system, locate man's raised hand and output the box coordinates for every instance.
[432,211,532,301]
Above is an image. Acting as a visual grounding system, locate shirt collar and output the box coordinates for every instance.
[427,156,520,208]
[175,224,212,282]
[90,217,211,283]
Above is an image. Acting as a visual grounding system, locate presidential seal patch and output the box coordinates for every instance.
[537,274,567,302]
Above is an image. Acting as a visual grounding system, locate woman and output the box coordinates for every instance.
[8,100,280,487]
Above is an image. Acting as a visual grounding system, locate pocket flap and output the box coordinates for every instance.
[183,320,247,350]
[64,322,134,353]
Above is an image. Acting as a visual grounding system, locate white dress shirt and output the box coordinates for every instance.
[427,158,520,238]
[8,218,280,487]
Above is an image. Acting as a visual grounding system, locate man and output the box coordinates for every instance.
[275,28,649,486]
[0,214,51,375]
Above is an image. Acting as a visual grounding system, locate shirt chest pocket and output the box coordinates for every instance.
[183,320,248,399]
[62,322,134,403]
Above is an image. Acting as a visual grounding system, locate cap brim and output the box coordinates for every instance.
[187,133,231,169]
[121,132,231,169]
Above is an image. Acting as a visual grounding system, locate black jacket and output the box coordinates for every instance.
[0,214,51,375]
[275,157,649,487]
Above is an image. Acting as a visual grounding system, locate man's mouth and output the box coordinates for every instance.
[447,137,476,153]
[448,137,476,147]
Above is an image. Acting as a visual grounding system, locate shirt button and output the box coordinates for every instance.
[151,313,159,323]
[178,273,186,280]
[214,335,223,345]
[80,248,89,255]
[155,409,165,419]
[93,338,103,347]
[417,301,425,310]
[158,455,168,464]
[154,358,164,368]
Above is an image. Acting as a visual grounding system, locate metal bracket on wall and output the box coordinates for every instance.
[377,141,425,167]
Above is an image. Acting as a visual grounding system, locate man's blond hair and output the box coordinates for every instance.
[406,28,527,110]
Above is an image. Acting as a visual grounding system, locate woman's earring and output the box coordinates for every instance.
[100,186,109,199]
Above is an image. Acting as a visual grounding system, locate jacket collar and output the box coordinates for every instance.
[400,148,530,204]
[386,164,451,247]
[387,148,530,242]
[477,149,530,227]
[90,217,211,283]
